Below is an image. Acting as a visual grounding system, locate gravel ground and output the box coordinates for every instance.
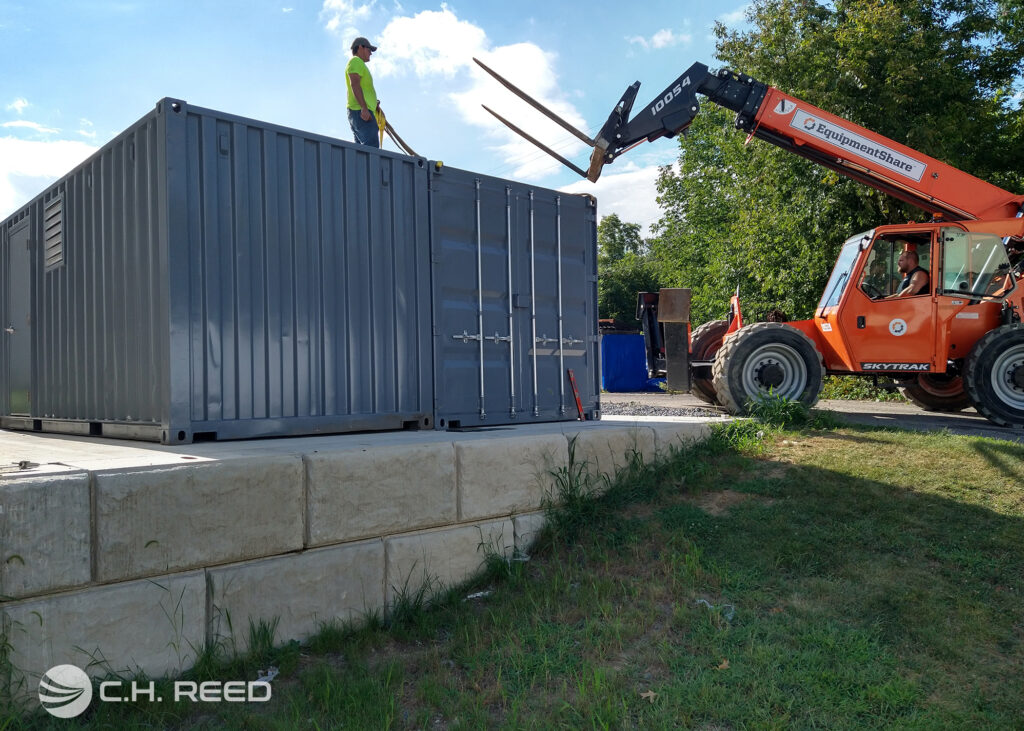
[601,391,1022,442]
[601,399,721,418]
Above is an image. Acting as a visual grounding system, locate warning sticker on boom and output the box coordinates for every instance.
[791,109,927,182]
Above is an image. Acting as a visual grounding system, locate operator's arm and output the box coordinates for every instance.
[349,73,373,122]
[892,270,929,298]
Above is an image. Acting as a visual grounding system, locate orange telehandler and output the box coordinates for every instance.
[475,59,1024,428]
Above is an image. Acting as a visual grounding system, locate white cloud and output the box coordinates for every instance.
[6,98,29,114]
[717,5,751,26]
[0,137,98,218]
[1,120,60,135]
[373,7,486,78]
[627,28,692,50]
[282,7,294,12]
[77,119,97,138]
[561,162,667,237]
[321,0,373,34]
[374,7,589,181]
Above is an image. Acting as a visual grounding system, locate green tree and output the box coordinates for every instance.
[651,0,1024,326]
[597,213,660,324]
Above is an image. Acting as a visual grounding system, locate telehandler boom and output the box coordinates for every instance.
[476,58,1024,428]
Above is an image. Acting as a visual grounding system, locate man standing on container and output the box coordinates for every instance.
[346,36,380,147]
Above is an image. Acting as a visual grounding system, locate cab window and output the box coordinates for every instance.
[858,235,931,299]
[940,228,1016,300]
[818,232,870,310]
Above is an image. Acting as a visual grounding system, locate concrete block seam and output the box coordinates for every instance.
[201,538,386,648]
[301,454,313,549]
[382,534,391,605]
[453,440,463,522]
[89,469,98,585]
[204,569,214,648]
[376,536,387,617]
[4,545,317,606]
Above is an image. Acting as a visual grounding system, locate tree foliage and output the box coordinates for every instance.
[597,213,660,325]
[651,0,1024,326]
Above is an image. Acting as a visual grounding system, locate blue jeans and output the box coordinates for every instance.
[348,108,380,148]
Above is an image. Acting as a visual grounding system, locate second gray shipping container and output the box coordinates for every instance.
[0,98,598,443]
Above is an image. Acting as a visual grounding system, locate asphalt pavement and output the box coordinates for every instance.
[600,391,1024,443]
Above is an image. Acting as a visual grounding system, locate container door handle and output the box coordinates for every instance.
[451,330,482,343]
[4,325,14,334]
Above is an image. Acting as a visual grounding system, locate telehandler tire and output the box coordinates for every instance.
[899,373,971,412]
[689,319,729,405]
[964,324,1024,428]
[712,322,824,415]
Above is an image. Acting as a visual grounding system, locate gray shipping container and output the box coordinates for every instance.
[0,98,598,444]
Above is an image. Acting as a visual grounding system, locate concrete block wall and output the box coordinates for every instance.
[0,419,710,691]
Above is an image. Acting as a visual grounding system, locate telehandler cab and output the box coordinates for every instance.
[475,59,1024,428]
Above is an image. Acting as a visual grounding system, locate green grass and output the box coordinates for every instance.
[4,421,1023,729]
[820,375,906,401]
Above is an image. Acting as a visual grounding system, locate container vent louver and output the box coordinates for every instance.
[43,195,64,270]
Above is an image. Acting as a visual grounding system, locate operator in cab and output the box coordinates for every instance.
[890,243,929,298]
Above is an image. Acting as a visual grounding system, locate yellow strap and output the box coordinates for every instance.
[375,109,386,146]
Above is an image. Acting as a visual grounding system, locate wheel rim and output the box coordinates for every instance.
[990,342,1024,409]
[739,343,808,400]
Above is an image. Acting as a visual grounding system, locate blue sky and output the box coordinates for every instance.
[0,1,749,232]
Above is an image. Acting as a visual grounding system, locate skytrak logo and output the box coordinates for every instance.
[861,363,931,372]
[790,109,927,182]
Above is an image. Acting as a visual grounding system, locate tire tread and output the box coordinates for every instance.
[712,322,825,415]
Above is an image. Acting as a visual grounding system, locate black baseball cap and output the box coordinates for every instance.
[351,37,378,52]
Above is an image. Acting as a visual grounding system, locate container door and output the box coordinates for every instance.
[431,173,517,427]
[6,221,31,414]
[513,190,592,421]
[431,167,599,428]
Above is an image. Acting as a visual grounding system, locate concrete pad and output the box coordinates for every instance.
[0,462,88,479]
[2,571,205,685]
[208,540,385,649]
[1,415,719,473]
[457,435,567,520]
[562,426,657,481]
[306,443,456,546]
[1,472,92,600]
[0,429,219,472]
[385,519,513,604]
[94,456,304,582]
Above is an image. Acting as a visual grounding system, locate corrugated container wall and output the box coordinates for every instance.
[163,100,433,442]
[1,110,168,434]
[1,99,596,443]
